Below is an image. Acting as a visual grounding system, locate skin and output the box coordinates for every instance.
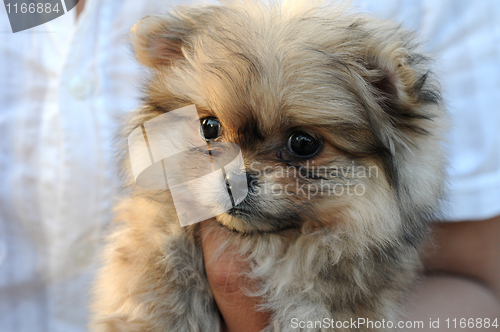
[404,216,500,331]
[201,216,500,332]
[421,217,500,299]
[202,222,270,332]
[76,0,86,17]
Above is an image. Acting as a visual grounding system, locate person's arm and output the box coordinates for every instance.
[201,217,500,332]
[403,216,500,331]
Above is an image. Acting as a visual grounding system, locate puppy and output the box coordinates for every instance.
[90,1,447,331]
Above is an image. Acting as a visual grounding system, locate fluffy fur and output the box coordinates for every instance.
[90,1,447,331]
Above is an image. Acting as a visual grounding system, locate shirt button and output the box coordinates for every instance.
[68,75,94,100]
[0,240,7,267]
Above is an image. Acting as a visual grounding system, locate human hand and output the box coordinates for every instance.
[201,221,269,332]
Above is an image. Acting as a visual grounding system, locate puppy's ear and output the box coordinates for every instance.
[130,15,193,68]
[364,42,441,135]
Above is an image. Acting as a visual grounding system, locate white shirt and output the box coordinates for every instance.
[0,0,193,331]
[0,0,498,331]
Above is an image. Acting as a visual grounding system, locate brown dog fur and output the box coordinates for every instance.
[90,1,447,331]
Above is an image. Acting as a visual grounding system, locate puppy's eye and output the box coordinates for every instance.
[287,132,321,157]
[200,117,221,141]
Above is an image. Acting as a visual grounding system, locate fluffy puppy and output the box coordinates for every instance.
[91,1,447,331]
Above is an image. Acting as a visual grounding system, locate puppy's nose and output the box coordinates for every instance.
[224,172,256,191]
[246,172,257,189]
[224,171,251,206]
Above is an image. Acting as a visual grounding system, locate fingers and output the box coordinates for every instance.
[201,221,269,332]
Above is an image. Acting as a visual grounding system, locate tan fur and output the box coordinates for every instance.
[91,1,447,331]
